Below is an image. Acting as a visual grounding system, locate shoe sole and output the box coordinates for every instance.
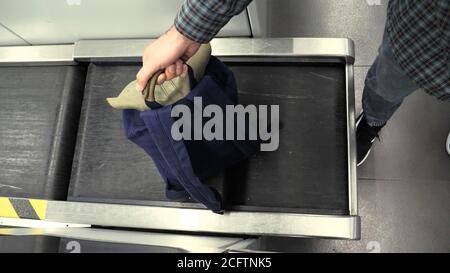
[356,112,364,127]
[357,136,376,167]
[356,112,365,166]
[447,132,450,155]
[357,147,371,167]
[356,112,377,167]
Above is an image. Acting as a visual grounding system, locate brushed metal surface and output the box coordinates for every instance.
[0,38,355,64]
[0,217,89,228]
[0,227,246,253]
[53,228,245,253]
[43,200,360,239]
[73,38,355,62]
[0,44,74,65]
[345,64,357,215]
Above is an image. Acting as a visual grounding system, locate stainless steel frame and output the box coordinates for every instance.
[0,227,255,253]
[346,64,358,216]
[43,200,359,239]
[0,44,75,65]
[73,38,354,62]
[0,217,89,228]
[0,38,359,239]
[0,38,354,63]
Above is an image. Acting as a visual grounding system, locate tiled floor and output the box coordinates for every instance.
[258,0,450,252]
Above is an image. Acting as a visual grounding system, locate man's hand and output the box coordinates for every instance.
[136,26,201,91]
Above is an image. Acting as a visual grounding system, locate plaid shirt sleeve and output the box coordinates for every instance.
[386,0,450,101]
[174,0,253,43]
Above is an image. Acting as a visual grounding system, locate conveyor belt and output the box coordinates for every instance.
[69,64,191,204]
[0,65,86,200]
[0,65,86,253]
[225,62,348,214]
[68,61,348,215]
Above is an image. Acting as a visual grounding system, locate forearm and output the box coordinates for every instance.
[174,0,253,43]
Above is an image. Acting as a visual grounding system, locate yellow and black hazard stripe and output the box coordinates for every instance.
[0,197,47,220]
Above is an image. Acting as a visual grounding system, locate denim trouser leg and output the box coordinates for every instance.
[362,30,420,127]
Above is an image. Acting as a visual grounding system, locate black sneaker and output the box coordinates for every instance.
[356,112,384,166]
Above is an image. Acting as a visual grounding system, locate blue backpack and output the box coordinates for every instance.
[122,57,260,213]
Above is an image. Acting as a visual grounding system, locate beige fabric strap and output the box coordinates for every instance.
[107,43,211,111]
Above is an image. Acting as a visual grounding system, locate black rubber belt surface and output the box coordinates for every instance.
[0,65,86,200]
[69,62,348,215]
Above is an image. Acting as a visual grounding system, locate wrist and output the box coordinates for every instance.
[169,25,198,47]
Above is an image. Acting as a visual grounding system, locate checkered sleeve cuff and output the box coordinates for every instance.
[174,0,250,43]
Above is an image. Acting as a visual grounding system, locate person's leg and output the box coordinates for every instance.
[357,30,420,166]
[362,31,420,126]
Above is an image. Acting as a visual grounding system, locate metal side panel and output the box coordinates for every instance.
[345,64,357,215]
[73,38,355,63]
[0,44,75,65]
[39,200,359,239]
[0,227,254,253]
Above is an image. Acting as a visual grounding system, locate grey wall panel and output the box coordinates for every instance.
[247,0,270,37]
[0,24,28,46]
[0,0,250,45]
[267,0,387,66]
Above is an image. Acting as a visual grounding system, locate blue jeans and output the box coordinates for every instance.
[362,30,420,127]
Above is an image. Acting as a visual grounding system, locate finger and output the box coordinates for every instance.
[165,64,177,81]
[175,59,183,76]
[136,66,155,91]
[181,64,188,77]
[157,73,166,85]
